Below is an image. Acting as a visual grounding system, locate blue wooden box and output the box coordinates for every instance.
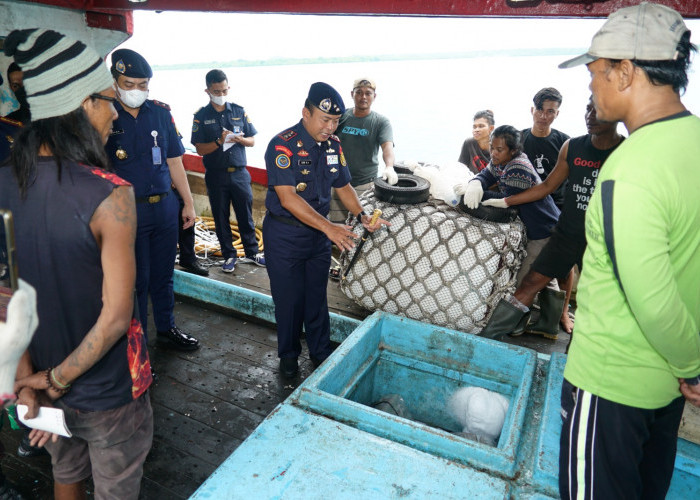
[292,311,537,478]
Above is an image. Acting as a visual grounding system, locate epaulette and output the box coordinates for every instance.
[152,99,171,111]
[329,134,340,142]
[0,116,22,127]
[278,129,297,142]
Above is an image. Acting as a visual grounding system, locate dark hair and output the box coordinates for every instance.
[612,31,696,93]
[10,103,110,198]
[205,69,227,88]
[532,87,563,110]
[491,125,523,156]
[6,62,21,83]
[473,109,494,126]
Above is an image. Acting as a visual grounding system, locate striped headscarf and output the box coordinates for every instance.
[3,29,113,120]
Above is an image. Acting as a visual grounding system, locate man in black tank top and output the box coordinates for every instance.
[481,97,623,341]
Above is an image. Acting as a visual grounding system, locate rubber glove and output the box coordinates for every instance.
[1,279,39,404]
[382,166,398,185]
[481,198,509,208]
[463,180,484,209]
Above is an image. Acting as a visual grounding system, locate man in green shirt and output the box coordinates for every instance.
[329,78,397,223]
[558,3,700,498]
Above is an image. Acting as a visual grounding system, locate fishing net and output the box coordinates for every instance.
[339,188,526,334]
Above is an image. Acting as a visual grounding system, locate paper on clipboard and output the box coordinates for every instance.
[16,404,72,437]
[222,132,242,152]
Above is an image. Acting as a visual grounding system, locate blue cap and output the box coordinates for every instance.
[111,48,152,79]
[307,82,344,115]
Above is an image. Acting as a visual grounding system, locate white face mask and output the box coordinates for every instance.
[117,86,148,108]
[210,94,226,106]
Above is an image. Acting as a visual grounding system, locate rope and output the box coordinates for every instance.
[189,216,264,259]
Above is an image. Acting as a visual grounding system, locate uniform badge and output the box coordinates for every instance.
[319,98,331,112]
[298,150,309,157]
[115,59,126,74]
[296,140,303,148]
[340,151,347,167]
[327,155,338,165]
[326,148,335,153]
[296,183,307,192]
[279,129,297,142]
[298,160,311,166]
[192,122,199,133]
[300,169,310,175]
[116,147,128,160]
[5,135,13,145]
[330,168,338,173]
[275,144,293,156]
[275,154,291,169]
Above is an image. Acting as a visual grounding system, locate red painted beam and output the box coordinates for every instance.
[183,153,268,186]
[22,0,700,18]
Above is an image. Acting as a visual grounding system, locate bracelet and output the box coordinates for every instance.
[46,368,71,395]
[356,211,367,224]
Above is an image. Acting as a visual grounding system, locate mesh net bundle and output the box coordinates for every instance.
[339,188,527,334]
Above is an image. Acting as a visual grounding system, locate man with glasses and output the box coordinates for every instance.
[329,77,397,223]
[192,69,263,273]
[521,87,569,210]
[105,48,200,352]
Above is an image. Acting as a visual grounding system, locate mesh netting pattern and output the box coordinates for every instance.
[339,188,527,334]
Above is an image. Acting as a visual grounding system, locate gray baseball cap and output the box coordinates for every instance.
[559,2,689,69]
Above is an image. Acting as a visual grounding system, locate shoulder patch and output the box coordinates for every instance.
[278,129,297,142]
[152,100,171,111]
[87,166,132,186]
[329,134,340,143]
[275,154,291,169]
[275,145,293,156]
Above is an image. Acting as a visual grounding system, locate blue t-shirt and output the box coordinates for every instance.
[265,120,351,218]
[106,100,185,197]
[191,101,257,169]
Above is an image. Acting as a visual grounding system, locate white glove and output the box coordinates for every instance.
[481,198,509,209]
[453,182,467,196]
[382,166,398,185]
[0,279,39,402]
[463,180,484,209]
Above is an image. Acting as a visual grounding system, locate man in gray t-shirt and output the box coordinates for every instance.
[329,78,396,222]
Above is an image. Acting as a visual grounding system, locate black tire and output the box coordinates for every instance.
[457,200,519,223]
[393,165,413,175]
[374,174,431,204]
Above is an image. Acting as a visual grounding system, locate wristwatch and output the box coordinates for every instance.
[356,211,367,224]
[685,374,700,386]
[215,137,221,147]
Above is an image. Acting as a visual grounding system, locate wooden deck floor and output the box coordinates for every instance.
[0,259,569,499]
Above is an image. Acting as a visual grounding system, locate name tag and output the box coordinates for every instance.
[204,119,216,125]
[327,155,338,165]
[298,160,311,166]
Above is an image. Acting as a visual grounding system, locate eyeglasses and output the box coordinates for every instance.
[208,88,230,96]
[90,93,118,104]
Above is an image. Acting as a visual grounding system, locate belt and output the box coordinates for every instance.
[136,192,169,204]
[268,212,306,228]
[227,167,239,172]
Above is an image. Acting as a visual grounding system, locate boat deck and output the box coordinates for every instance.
[0,261,569,499]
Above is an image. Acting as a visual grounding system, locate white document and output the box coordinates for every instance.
[222,133,242,152]
[16,404,72,437]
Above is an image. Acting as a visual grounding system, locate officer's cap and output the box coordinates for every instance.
[111,48,153,79]
[307,82,344,116]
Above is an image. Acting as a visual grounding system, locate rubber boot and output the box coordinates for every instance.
[480,299,531,340]
[526,288,566,340]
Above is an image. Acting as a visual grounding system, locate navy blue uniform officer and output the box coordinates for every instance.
[105,48,199,351]
[192,69,262,273]
[263,82,389,378]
